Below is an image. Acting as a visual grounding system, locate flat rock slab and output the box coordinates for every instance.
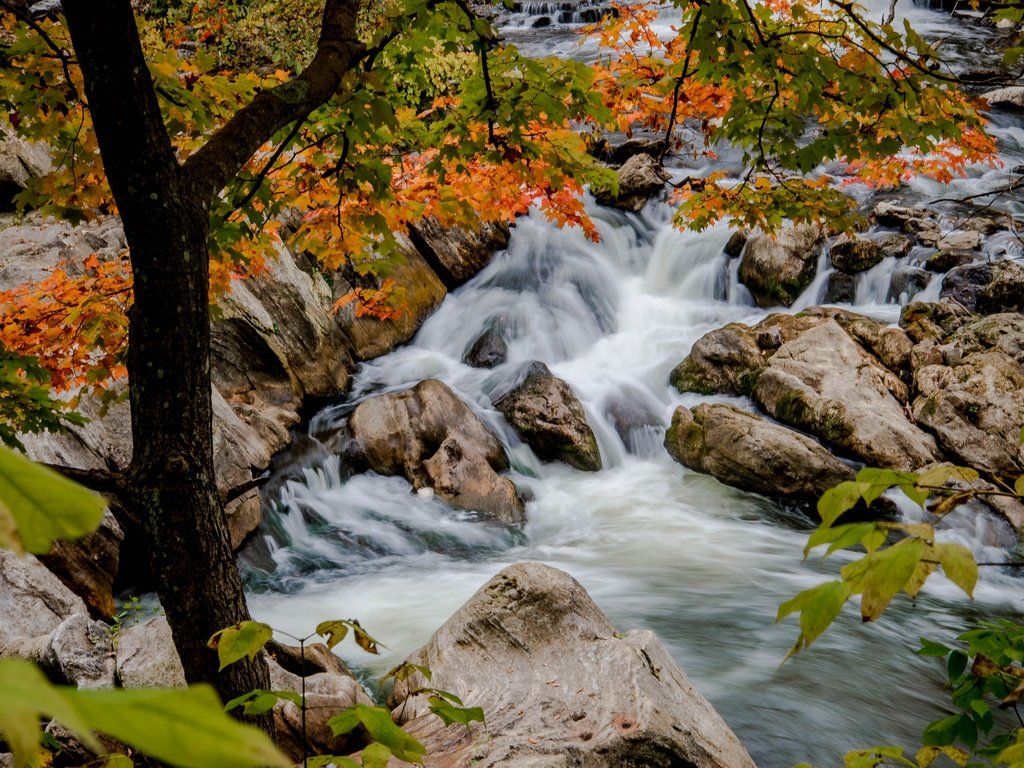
[389,562,756,768]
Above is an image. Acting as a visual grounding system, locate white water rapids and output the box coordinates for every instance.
[246,3,1024,765]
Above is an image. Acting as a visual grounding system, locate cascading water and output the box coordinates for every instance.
[246,2,1024,765]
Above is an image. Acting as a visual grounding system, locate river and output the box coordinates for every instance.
[245,3,1024,765]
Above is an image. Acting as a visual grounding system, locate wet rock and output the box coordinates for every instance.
[875,233,914,259]
[595,153,670,212]
[824,270,856,304]
[724,229,748,257]
[946,313,1024,366]
[872,201,926,228]
[829,233,884,273]
[268,656,373,762]
[602,385,662,455]
[670,323,764,396]
[462,325,508,369]
[389,562,757,768]
[409,217,510,289]
[936,230,982,252]
[494,362,602,472]
[665,404,855,502]
[739,224,824,307]
[0,551,86,660]
[941,260,1024,314]
[889,266,932,302]
[43,613,116,689]
[900,300,974,343]
[912,350,1024,477]
[38,511,122,621]
[982,85,1024,109]
[752,320,942,469]
[115,615,187,688]
[926,249,978,273]
[344,379,524,524]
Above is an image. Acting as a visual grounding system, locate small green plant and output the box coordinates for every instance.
[107,595,147,639]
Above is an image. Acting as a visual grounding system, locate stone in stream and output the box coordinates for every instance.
[941,261,1024,315]
[738,224,824,307]
[829,233,885,274]
[341,379,525,524]
[462,325,509,369]
[665,403,856,504]
[594,153,670,212]
[493,362,602,472]
[388,562,757,768]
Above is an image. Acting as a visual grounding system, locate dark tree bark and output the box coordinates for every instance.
[58,0,364,718]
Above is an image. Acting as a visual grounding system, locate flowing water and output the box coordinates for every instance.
[246,4,1024,765]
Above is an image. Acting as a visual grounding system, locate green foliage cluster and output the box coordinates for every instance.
[0,351,83,452]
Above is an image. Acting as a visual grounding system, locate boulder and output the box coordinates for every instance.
[982,85,1024,110]
[946,313,1024,366]
[409,217,510,289]
[268,656,373,761]
[602,385,662,455]
[824,270,855,304]
[594,153,670,212]
[739,224,824,307]
[0,129,50,210]
[752,320,942,469]
[115,615,187,689]
[723,230,748,258]
[266,638,351,678]
[42,612,116,689]
[889,266,931,301]
[0,550,86,659]
[935,230,982,252]
[829,234,884,273]
[342,379,524,524]
[389,562,756,768]
[462,325,508,369]
[941,261,1024,314]
[344,240,448,360]
[494,362,602,472]
[912,350,1024,477]
[665,404,855,502]
[38,511,123,621]
[926,249,977,273]
[670,324,764,396]
[900,300,974,344]
[875,233,914,259]
[873,201,928,228]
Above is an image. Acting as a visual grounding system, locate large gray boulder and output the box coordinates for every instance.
[341,379,524,524]
[42,612,116,689]
[829,233,885,273]
[494,362,602,472]
[670,323,764,396]
[982,85,1024,110]
[912,350,1024,477]
[0,129,50,210]
[115,615,187,689]
[389,563,756,768]
[752,320,942,470]
[739,224,824,307]
[665,403,855,503]
[0,551,86,659]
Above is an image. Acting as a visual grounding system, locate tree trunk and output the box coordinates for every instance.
[62,0,272,716]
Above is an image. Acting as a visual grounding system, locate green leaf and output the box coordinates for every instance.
[307,757,361,768]
[104,756,135,768]
[935,543,978,598]
[777,580,851,655]
[804,522,876,558]
[69,685,289,768]
[317,619,351,650]
[817,481,867,526]
[922,714,960,747]
[382,662,432,685]
[427,696,485,727]
[208,621,272,671]
[327,704,426,764]
[917,638,952,657]
[0,446,106,554]
[852,538,925,621]
[360,743,393,768]
[1014,476,1024,496]
[0,658,99,767]
[947,650,969,680]
[224,689,303,716]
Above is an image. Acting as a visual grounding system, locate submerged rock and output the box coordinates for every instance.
[343,379,524,524]
[739,224,824,307]
[829,233,884,273]
[494,362,602,471]
[665,404,855,503]
[462,325,508,369]
[389,562,757,768]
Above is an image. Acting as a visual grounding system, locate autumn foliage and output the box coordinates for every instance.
[0,0,1001,440]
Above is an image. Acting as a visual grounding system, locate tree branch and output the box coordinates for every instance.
[183,0,365,200]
